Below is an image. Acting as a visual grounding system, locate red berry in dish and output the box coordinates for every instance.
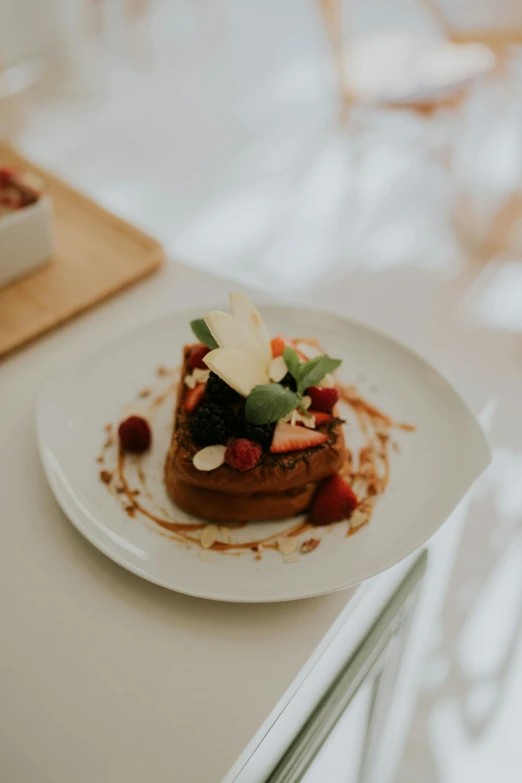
[307,386,339,413]
[188,343,211,369]
[225,439,262,471]
[309,474,358,526]
[184,383,206,412]
[308,410,332,426]
[270,421,328,454]
[118,416,152,454]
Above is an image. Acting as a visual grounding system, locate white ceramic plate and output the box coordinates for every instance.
[37,306,490,602]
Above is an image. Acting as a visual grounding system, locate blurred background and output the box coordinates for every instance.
[2,1,522,781]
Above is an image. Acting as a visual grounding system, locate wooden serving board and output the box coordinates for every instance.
[0,144,164,357]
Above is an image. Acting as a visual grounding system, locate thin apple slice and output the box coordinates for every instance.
[229,292,272,366]
[204,311,266,363]
[203,348,268,397]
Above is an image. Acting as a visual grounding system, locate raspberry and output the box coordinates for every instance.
[118,416,152,453]
[235,413,275,450]
[188,344,210,369]
[190,402,235,446]
[307,386,339,413]
[309,474,358,526]
[206,371,241,405]
[225,439,262,471]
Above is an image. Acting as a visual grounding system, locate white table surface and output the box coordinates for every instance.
[3,2,522,780]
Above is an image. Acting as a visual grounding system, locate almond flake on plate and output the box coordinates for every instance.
[277,536,298,555]
[349,509,369,530]
[201,524,219,549]
[219,526,231,544]
[301,538,320,554]
[284,554,300,564]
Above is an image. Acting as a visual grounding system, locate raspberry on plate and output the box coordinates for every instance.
[309,474,358,526]
[188,344,210,369]
[307,386,340,413]
[118,416,152,454]
[225,439,262,471]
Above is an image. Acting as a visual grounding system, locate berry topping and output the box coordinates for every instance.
[188,344,211,369]
[280,372,297,392]
[190,402,235,446]
[236,414,275,450]
[270,421,328,454]
[270,334,292,358]
[308,410,332,426]
[184,382,206,412]
[309,474,359,526]
[307,386,339,413]
[118,416,152,453]
[225,439,262,471]
[206,371,242,406]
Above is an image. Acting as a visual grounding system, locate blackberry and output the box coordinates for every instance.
[236,413,275,450]
[190,402,235,446]
[281,372,297,392]
[206,371,241,406]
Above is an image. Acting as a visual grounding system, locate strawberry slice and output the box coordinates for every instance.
[184,383,206,412]
[270,334,292,358]
[309,410,332,426]
[270,421,328,453]
[307,386,339,413]
[309,474,359,526]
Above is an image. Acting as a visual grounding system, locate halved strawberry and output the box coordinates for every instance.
[307,386,339,413]
[270,334,292,358]
[188,343,210,369]
[309,410,332,426]
[309,474,359,526]
[184,383,206,412]
[270,421,328,453]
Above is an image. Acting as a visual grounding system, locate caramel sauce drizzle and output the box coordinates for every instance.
[99,358,414,556]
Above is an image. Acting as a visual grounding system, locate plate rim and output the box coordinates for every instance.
[36,304,492,602]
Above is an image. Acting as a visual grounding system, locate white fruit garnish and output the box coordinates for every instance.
[204,348,268,397]
[204,311,266,363]
[229,292,272,366]
[192,368,210,383]
[322,373,336,388]
[184,374,197,389]
[193,445,227,472]
[268,355,287,383]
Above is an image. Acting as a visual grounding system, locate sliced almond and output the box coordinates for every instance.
[321,373,336,389]
[201,524,219,549]
[349,509,368,530]
[277,536,298,555]
[219,526,231,544]
[301,395,312,409]
[192,368,210,383]
[301,538,320,554]
[184,374,197,389]
[269,355,288,383]
[193,445,227,472]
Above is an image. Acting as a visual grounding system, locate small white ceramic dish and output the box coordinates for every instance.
[36,306,491,603]
[0,195,53,288]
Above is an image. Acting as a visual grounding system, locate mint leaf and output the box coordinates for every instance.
[298,355,342,394]
[190,318,218,349]
[245,384,299,425]
[282,346,301,382]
